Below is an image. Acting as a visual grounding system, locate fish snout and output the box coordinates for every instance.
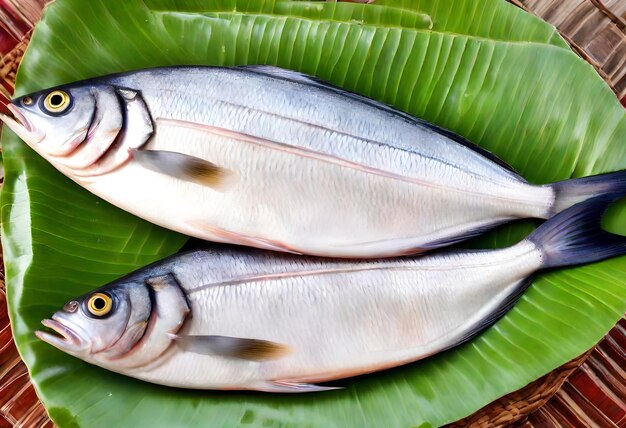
[0,104,45,144]
[36,313,90,355]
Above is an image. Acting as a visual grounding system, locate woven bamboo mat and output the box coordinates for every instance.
[511,0,626,104]
[0,1,625,427]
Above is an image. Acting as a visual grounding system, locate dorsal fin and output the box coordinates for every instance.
[238,65,521,178]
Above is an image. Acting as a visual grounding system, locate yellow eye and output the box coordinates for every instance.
[87,293,112,316]
[43,90,71,113]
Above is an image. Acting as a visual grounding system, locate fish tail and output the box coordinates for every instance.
[548,170,626,214]
[528,193,626,269]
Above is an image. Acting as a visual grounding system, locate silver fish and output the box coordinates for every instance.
[3,66,625,257]
[36,195,626,392]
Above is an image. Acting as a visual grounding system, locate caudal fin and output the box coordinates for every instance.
[549,170,626,214]
[528,193,626,269]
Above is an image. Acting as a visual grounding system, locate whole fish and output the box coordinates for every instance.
[37,195,626,392]
[2,66,625,257]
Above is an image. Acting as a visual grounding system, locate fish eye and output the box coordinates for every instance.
[86,292,113,317]
[43,90,71,114]
[21,96,33,106]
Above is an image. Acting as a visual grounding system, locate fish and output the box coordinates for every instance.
[2,65,626,258]
[36,194,626,392]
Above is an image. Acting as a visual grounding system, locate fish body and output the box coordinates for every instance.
[37,195,626,392]
[3,66,625,257]
[121,244,539,389]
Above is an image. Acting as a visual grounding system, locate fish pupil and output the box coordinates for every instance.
[93,297,106,310]
[50,94,64,107]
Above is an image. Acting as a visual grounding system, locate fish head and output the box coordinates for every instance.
[2,86,98,156]
[1,82,152,176]
[36,280,152,363]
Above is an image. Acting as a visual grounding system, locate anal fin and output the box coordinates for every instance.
[258,380,342,394]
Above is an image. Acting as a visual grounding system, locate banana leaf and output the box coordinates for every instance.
[3,0,626,427]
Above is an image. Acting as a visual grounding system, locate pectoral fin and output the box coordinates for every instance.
[131,149,236,190]
[170,334,291,361]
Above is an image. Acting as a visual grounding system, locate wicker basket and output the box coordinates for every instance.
[1,1,625,427]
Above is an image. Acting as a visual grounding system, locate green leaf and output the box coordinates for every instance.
[3,0,625,427]
[142,0,568,48]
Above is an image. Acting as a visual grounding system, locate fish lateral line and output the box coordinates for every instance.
[185,257,525,296]
[156,117,450,191]
[173,92,491,179]
[155,117,544,204]
[238,65,521,177]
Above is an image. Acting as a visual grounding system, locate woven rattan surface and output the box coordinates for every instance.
[512,0,626,103]
[0,1,625,427]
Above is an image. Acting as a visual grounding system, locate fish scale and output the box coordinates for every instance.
[151,245,538,384]
[127,68,520,183]
[110,68,552,254]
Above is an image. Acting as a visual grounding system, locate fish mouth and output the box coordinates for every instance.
[0,104,45,144]
[36,317,88,353]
